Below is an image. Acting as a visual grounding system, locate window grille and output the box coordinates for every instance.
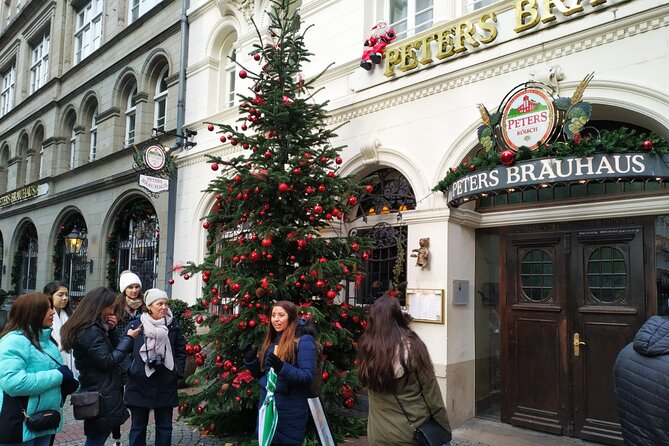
[116,214,160,290]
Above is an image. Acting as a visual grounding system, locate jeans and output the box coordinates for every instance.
[83,431,111,446]
[128,406,173,446]
[0,435,51,446]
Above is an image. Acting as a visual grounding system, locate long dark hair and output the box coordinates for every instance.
[61,287,116,351]
[260,300,298,371]
[0,293,52,351]
[43,281,72,316]
[357,296,433,393]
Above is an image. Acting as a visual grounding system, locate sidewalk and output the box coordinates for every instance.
[55,401,602,446]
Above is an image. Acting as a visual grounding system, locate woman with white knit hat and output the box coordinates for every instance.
[125,288,186,446]
[115,270,144,337]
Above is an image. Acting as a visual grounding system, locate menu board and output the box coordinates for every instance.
[405,288,444,324]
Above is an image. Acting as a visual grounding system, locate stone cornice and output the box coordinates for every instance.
[21,2,55,43]
[96,107,121,123]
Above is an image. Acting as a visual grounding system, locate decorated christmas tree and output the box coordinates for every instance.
[179,0,372,441]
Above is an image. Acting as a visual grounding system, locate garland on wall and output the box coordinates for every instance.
[105,198,156,291]
[11,223,37,294]
[434,127,669,193]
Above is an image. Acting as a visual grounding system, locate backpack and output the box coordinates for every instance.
[295,337,324,398]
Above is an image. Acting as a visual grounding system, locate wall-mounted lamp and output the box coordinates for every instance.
[64,228,94,273]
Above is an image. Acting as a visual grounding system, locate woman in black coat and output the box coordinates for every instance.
[61,287,142,446]
[125,289,186,446]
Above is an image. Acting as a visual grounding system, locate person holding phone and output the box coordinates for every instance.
[61,288,142,446]
[125,289,186,446]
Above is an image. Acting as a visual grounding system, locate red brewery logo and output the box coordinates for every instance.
[501,88,555,151]
[144,145,167,170]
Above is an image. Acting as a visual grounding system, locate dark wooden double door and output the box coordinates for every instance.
[501,220,651,445]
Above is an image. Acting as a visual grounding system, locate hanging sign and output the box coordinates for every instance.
[500,88,556,151]
[139,174,169,193]
[144,145,167,170]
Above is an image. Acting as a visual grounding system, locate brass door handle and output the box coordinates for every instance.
[573,332,586,357]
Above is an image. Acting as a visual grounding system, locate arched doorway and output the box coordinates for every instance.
[13,222,38,294]
[107,197,159,291]
[54,213,88,306]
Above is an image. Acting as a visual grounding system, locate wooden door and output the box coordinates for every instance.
[571,227,647,445]
[501,222,649,445]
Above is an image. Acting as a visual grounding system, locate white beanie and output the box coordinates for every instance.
[119,271,142,294]
[144,288,168,307]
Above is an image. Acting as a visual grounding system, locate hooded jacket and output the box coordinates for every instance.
[613,316,669,446]
[0,329,64,443]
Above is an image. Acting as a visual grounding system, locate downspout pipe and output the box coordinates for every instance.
[165,0,189,295]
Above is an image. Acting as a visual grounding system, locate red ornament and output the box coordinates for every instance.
[278,183,290,192]
[500,150,516,165]
[343,397,355,409]
[249,251,260,262]
[347,196,357,206]
[326,290,337,299]
[219,135,226,143]
[572,133,582,145]
[207,124,214,131]
[365,184,373,193]
[450,167,457,173]
[351,242,360,252]
[305,186,314,194]
[249,320,256,328]
[643,140,653,151]
[168,278,174,285]
[239,69,247,79]
[238,320,247,331]
[469,164,476,171]
[313,204,323,214]
[322,371,329,381]
[335,157,343,165]
[193,345,201,353]
[195,315,204,324]
[211,163,219,171]
[231,283,241,293]
[318,184,326,192]
[196,406,204,414]
[261,237,272,247]
[254,53,261,61]
[183,274,190,280]
[202,221,210,229]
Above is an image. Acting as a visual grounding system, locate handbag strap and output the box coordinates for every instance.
[392,391,417,429]
[414,371,435,418]
[391,370,434,429]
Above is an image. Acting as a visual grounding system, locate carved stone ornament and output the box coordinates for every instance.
[360,139,381,165]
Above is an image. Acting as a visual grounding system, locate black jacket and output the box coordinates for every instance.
[613,316,669,446]
[73,323,133,436]
[124,317,187,409]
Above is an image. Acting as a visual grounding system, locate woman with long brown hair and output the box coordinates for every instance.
[0,293,78,446]
[61,287,141,446]
[358,296,451,446]
[244,300,317,445]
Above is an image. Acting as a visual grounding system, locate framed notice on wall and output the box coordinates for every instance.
[405,289,444,324]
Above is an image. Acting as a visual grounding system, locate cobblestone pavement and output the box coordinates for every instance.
[54,400,597,446]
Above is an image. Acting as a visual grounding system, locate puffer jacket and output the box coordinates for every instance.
[0,329,64,443]
[124,316,187,408]
[73,322,134,436]
[613,316,669,446]
[246,320,317,445]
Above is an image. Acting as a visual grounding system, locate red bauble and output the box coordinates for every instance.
[572,133,582,145]
[313,204,323,214]
[249,320,256,328]
[351,242,360,252]
[341,385,352,398]
[327,171,335,178]
[326,290,337,299]
[224,360,233,370]
[322,371,329,381]
[239,69,247,79]
[469,164,476,171]
[193,345,201,353]
[183,274,190,280]
[211,163,219,171]
[202,221,210,229]
[196,406,204,414]
[315,280,325,288]
[278,183,290,192]
[347,196,357,206]
[195,315,204,324]
[293,167,302,175]
[219,135,226,143]
[297,239,307,249]
[500,150,516,165]
[249,251,260,262]
[167,278,174,285]
[343,397,355,409]
[261,237,272,247]
[643,140,653,151]
[335,157,343,165]
[305,186,314,194]
[318,184,326,192]
[231,283,241,293]
[450,167,457,173]
[207,124,214,131]
[254,53,261,61]
[365,184,373,193]
[238,321,247,331]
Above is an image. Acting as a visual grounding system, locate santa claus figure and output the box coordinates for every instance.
[360,20,396,71]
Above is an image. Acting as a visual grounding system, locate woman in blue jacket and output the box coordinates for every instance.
[245,300,316,446]
[0,293,78,446]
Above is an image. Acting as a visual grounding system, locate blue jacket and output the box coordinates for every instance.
[247,332,316,445]
[614,316,669,446]
[0,329,64,443]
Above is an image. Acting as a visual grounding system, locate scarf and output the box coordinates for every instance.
[139,309,175,377]
[126,296,143,310]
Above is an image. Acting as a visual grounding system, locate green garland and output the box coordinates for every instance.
[11,223,37,294]
[105,198,156,291]
[434,127,669,193]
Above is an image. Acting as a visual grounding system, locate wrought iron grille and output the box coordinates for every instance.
[62,240,88,303]
[348,222,407,305]
[357,168,416,219]
[21,239,38,292]
[116,215,160,290]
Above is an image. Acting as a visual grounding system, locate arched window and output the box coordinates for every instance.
[109,198,159,291]
[154,67,168,131]
[225,49,236,108]
[17,133,28,185]
[69,126,77,169]
[348,168,416,305]
[89,108,98,162]
[31,125,44,182]
[125,85,137,146]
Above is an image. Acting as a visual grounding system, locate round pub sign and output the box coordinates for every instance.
[144,145,167,170]
[500,88,556,151]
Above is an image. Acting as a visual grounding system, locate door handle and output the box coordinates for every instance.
[573,332,586,357]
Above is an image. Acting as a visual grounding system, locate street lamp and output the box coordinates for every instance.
[64,227,94,283]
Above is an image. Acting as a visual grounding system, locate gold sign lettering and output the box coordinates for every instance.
[0,185,39,208]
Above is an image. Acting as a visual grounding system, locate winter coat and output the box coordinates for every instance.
[613,316,669,446]
[52,309,78,379]
[247,324,317,445]
[0,329,64,443]
[366,354,450,445]
[124,317,187,408]
[73,322,134,436]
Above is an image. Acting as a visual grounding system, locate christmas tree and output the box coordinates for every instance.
[179,0,372,441]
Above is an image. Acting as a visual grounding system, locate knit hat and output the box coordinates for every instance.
[119,271,142,294]
[144,288,168,307]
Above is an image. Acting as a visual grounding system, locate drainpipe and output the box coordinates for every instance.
[165,0,189,296]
